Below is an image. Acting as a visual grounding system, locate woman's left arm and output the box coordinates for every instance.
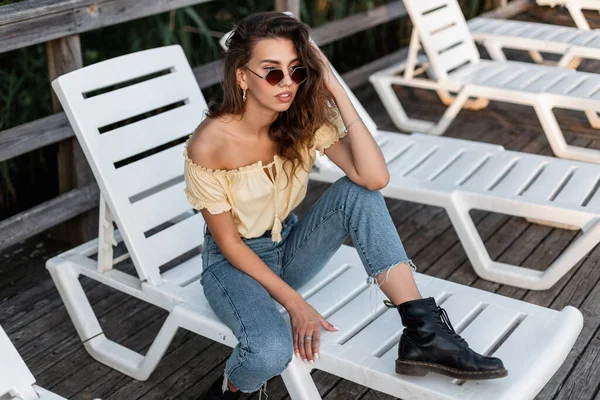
[315,47,389,190]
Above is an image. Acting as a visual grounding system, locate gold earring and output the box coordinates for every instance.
[242,89,247,102]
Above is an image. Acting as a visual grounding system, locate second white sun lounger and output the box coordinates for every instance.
[47,44,582,400]
[369,0,600,164]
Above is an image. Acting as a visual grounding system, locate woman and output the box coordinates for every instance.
[184,12,507,400]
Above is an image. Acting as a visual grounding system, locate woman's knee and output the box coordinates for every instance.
[245,332,293,377]
[333,177,383,203]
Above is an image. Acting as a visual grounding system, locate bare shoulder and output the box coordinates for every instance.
[187,118,229,170]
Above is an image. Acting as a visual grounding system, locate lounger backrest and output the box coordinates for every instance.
[0,325,38,400]
[52,46,207,285]
[403,0,480,80]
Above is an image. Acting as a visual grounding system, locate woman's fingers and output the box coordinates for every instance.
[319,315,339,332]
[303,328,315,362]
[296,330,306,360]
[311,329,321,360]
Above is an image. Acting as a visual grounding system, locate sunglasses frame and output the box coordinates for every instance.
[245,65,308,86]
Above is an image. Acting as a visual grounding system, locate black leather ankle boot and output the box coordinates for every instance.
[389,297,508,380]
[200,375,242,400]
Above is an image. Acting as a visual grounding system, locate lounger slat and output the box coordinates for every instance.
[98,103,198,163]
[438,42,476,72]
[81,72,191,129]
[131,181,191,233]
[406,145,465,181]
[543,73,587,95]
[431,25,466,52]
[422,6,455,34]
[141,212,204,271]
[458,305,522,355]
[553,165,600,206]
[115,143,184,198]
[519,162,573,203]
[430,149,493,187]
[459,153,520,192]
[489,157,547,197]
[341,308,400,356]
[161,254,203,286]
[482,65,530,86]
[305,265,368,330]
[414,0,449,13]
[388,142,443,175]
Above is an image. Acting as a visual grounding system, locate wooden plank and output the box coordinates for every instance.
[0,113,72,163]
[47,34,98,243]
[0,183,99,252]
[311,1,407,46]
[479,0,535,19]
[275,0,300,20]
[0,0,87,25]
[341,47,409,89]
[0,0,213,54]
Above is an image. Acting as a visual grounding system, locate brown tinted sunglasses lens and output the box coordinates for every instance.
[291,68,308,84]
[265,69,285,85]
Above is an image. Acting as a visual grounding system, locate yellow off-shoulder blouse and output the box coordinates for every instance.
[183,116,346,242]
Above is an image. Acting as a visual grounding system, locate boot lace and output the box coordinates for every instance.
[438,307,468,345]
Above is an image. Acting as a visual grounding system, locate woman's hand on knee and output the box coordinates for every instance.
[288,300,338,363]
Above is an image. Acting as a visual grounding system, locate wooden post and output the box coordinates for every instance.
[275,0,301,19]
[46,34,98,244]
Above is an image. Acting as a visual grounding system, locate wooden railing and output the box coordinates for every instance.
[0,0,534,251]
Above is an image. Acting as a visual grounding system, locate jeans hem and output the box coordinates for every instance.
[366,259,417,287]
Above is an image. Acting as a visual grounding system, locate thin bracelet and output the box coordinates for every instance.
[343,117,363,134]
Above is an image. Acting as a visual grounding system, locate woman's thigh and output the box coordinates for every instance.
[200,251,291,353]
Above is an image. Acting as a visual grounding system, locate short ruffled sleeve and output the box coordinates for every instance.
[314,113,347,156]
[184,157,232,215]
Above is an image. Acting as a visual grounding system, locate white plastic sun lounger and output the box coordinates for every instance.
[369,0,600,164]
[468,17,600,69]
[1,325,68,400]
[47,44,582,400]
[537,0,600,30]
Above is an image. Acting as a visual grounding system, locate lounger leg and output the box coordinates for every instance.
[585,110,600,129]
[482,40,507,62]
[436,89,489,110]
[446,200,600,290]
[429,89,470,135]
[281,358,321,400]
[567,5,591,30]
[46,258,179,380]
[534,102,600,163]
[370,72,436,132]
[557,48,582,69]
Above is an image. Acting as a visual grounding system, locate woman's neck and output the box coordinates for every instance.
[237,102,279,139]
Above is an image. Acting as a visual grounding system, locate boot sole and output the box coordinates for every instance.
[395,359,508,380]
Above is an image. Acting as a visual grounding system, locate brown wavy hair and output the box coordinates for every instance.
[208,11,338,183]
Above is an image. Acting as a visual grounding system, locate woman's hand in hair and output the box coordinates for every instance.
[310,40,343,94]
[288,297,338,363]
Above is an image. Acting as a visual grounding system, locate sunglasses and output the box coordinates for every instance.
[246,66,308,86]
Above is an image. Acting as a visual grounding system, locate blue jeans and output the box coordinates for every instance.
[200,177,413,393]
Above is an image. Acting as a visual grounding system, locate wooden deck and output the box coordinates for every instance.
[3,6,600,400]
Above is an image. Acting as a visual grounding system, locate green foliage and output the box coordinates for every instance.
[0,0,489,218]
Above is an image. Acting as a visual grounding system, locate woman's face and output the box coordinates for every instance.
[239,38,304,113]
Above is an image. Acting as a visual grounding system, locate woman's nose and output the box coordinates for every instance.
[279,71,294,86]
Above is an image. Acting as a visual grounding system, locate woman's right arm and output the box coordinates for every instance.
[202,209,302,309]
[201,209,337,362]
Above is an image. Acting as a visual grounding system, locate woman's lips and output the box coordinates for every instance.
[275,91,293,103]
